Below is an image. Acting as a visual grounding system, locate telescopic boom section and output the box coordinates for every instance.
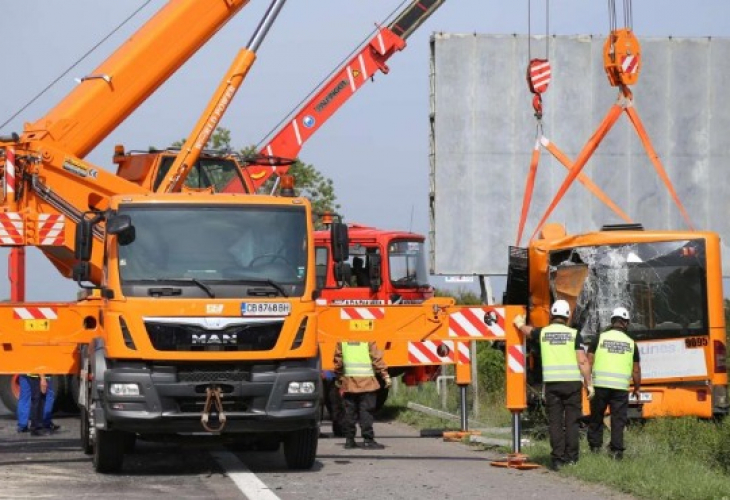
[248,0,446,190]
[158,0,288,193]
[21,0,252,159]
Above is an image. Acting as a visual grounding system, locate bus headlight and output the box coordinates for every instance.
[288,381,316,394]
[109,383,140,397]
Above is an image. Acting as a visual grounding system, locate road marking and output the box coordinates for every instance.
[210,450,281,500]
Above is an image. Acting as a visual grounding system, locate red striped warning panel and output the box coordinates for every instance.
[407,340,471,365]
[13,307,58,320]
[507,345,525,374]
[0,213,23,245]
[339,307,385,320]
[38,214,65,246]
[448,307,505,339]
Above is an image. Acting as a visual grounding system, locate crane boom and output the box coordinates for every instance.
[157,0,288,193]
[248,0,446,190]
[20,0,252,159]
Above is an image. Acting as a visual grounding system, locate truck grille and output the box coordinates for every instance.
[145,321,282,352]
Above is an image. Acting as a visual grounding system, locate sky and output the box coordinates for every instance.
[1,0,729,301]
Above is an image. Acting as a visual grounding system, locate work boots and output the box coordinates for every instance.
[344,437,358,449]
[361,439,385,450]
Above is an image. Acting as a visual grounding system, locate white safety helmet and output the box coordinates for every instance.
[550,300,571,319]
[611,307,630,321]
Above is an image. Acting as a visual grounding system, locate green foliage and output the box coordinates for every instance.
[641,417,721,460]
[284,159,340,225]
[549,418,730,500]
[475,343,505,393]
[715,419,730,473]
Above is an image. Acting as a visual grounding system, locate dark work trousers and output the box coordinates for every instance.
[544,381,583,465]
[28,377,46,432]
[326,381,345,435]
[588,387,629,453]
[342,391,377,440]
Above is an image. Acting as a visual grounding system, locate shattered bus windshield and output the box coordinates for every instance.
[549,239,707,342]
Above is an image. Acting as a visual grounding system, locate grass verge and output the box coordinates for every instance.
[387,384,730,500]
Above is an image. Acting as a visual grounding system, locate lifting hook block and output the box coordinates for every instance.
[201,385,227,432]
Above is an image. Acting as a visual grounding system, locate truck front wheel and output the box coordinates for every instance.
[283,427,318,470]
[93,429,125,473]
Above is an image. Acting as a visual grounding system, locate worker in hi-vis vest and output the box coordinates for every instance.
[333,341,391,450]
[587,307,641,460]
[514,299,593,471]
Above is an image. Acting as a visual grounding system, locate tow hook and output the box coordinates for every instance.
[201,385,227,432]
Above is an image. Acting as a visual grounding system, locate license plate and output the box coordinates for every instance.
[629,392,652,403]
[241,302,291,316]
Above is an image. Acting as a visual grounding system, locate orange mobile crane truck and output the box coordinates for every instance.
[0,0,332,473]
[0,0,529,474]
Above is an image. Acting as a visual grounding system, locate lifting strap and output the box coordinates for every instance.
[515,128,633,246]
[529,88,695,241]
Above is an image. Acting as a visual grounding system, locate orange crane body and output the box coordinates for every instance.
[0,0,529,471]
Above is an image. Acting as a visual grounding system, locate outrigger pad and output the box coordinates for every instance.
[490,453,541,470]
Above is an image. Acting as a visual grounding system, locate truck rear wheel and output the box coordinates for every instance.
[93,429,125,473]
[80,408,93,455]
[0,375,20,414]
[283,427,318,470]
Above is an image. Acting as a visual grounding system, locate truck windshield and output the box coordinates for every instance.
[154,156,248,193]
[117,204,308,298]
[389,240,429,288]
[549,239,708,342]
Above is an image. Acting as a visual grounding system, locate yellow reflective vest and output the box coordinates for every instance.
[592,329,635,391]
[342,342,375,378]
[540,323,582,382]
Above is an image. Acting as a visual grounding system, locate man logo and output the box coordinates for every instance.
[192,333,237,345]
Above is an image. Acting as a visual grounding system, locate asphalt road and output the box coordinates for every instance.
[0,404,636,500]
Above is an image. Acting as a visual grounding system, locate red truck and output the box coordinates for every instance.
[314,223,446,433]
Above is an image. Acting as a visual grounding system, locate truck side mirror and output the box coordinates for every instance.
[330,222,349,263]
[368,254,382,292]
[75,218,94,262]
[106,214,135,246]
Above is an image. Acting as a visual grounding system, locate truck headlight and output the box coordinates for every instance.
[288,381,316,394]
[109,383,140,396]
